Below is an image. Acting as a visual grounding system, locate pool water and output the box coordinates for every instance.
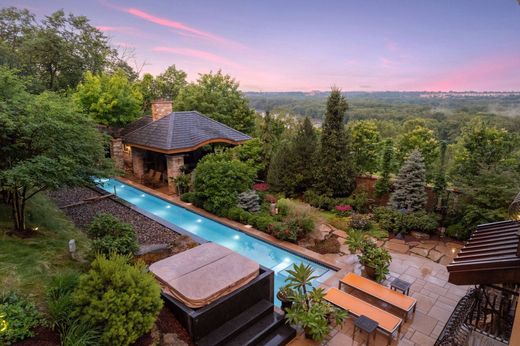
[96,178,336,306]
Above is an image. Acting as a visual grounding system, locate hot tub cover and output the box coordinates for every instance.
[149,243,259,308]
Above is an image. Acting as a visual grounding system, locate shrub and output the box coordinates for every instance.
[446,223,471,240]
[373,207,403,233]
[253,182,269,191]
[226,207,244,222]
[346,191,370,213]
[237,190,261,212]
[358,241,392,282]
[349,213,372,231]
[73,254,163,346]
[194,156,256,215]
[346,230,366,253]
[402,211,438,233]
[253,215,274,232]
[264,194,277,204]
[303,191,337,210]
[329,217,349,231]
[87,214,138,256]
[174,173,191,194]
[269,222,298,242]
[180,192,204,207]
[276,198,291,217]
[0,292,42,345]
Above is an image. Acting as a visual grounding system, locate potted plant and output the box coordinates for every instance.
[276,285,295,312]
[284,263,347,341]
[358,240,392,282]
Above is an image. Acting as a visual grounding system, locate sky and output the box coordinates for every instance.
[3,0,520,91]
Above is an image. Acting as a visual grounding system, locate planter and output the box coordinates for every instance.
[276,291,293,312]
[364,265,377,280]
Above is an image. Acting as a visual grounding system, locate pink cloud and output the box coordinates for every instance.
[425,54,520,91]
[153,47,241,68]
[96,26,138,35]
[386,40,399,52]
[126,8,244,49]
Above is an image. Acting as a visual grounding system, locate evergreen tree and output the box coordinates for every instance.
[390,149,426,211]
[314,88,356,197]
[375,139,394,197]
[290,117,317,194]
[267,140,292,192]
[259,110,275,178]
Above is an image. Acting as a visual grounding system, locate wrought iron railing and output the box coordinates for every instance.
[435,285,519,346]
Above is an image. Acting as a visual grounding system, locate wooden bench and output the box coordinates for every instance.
[325,288,402,345]
[340,272,417,321]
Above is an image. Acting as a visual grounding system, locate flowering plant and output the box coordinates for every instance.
[265,194,277,204]
[335,205,353,217]
[253,182,269,191]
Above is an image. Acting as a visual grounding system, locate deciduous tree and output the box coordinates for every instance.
[347,120,381,174]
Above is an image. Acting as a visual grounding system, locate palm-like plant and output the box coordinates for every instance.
[285,263,318,309]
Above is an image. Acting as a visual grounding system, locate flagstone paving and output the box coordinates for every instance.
[288,252,470,346]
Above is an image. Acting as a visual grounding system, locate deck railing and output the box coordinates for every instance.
[435,285,519,346]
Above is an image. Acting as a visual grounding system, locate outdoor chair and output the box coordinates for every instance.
[339,273,417,321]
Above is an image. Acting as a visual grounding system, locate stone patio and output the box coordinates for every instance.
[288,251,470,346]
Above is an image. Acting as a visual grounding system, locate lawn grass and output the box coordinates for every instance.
[0,193,90,306]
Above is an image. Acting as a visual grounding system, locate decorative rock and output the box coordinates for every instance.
[333,229,347,238]
[136,243,170,256]
[339,244,351,255]
[409,247,429,257]
[376,240,385,247]
[384,242,410,254]
[408,241,421,247]
[410,231,430,240]
[163,333,188,346]
[428,250,443,262]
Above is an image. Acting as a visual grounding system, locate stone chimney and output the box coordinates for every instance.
[151,100,173,121]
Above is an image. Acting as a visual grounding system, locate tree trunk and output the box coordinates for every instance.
[10,190,26,232]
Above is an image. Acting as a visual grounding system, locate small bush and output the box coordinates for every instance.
[0,292,42,345]
[309,236,340,254]
[73,254,163,346]
[87,214,138,256]
[402,211,438,234]
[373,207,403,233]
[253,215,274,232]
[46,271,81,329]
[345,191,370,213]
[303,191,337,210]
[334,204,353,217]
[276,198,291,217]
[226,207,244,222]
[237,190,261,212]
[269,222,298,242]
[349,213,372,231]
[329,217,349,231]
[446,223,471,240]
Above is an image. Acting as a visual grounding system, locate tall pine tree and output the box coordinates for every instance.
[314,88,356,197]
[267,117,317,195]
[375,139,394,197]
[390,149,426,211]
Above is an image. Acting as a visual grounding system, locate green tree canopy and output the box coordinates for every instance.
[74,70,143,126]
[375,139,395,197]
[137,65,187,113]
[397,125,439,176]
[0,7,114,91]
[0,68,113,232]
[347,120,381,174]
[174,70,256,134]
[314,88,356,197]
[390,149,427,212]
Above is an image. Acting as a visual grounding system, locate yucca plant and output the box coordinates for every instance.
[285,263,318,309]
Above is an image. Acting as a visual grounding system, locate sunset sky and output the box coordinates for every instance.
[3,0,520,91]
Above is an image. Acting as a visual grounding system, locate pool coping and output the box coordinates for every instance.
[113,176,341,271]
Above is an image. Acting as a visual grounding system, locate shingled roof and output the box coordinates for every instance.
[123,111,251,153]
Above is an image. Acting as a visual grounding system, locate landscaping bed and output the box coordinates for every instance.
[48,187,181,245]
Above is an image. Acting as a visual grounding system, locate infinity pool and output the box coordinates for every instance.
[96,178,336,306]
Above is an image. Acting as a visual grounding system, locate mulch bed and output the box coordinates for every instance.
[48,187,181,245]
[14,327,60,346]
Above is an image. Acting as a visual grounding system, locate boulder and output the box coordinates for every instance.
[410,231,430,240]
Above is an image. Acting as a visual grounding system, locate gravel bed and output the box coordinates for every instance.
[48,187,183,245]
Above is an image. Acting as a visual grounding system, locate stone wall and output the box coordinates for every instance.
[132,148,145,178]
[110,138,124,171]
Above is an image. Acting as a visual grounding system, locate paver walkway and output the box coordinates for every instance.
[288,251,469,346]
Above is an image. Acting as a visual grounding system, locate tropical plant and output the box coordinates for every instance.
[73,254,163,346]
[284,265,347,341]
[358,241,392,282]
[346,230,366,253]
[174,173,191,195]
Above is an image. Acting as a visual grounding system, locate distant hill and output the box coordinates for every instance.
[245,91,520,120]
